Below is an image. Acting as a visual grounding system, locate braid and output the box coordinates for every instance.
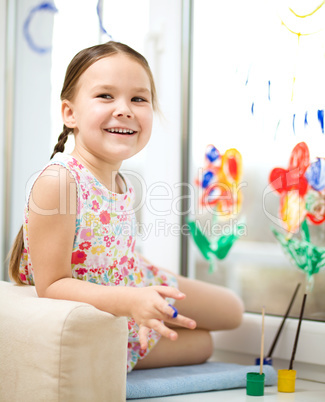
[8,225,25,285]
[50,125,71,159]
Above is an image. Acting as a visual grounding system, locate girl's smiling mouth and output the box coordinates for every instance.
[105,127,137,135]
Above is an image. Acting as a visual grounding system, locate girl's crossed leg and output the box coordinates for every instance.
[135,275,244,369]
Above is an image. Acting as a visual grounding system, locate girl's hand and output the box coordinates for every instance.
[129,286,197,350]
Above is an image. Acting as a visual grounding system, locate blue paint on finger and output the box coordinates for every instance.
[168,304,178,318]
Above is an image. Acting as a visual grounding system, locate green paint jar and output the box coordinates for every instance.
[246,372,265,396]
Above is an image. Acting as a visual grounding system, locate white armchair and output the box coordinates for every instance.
[0,280,128,402]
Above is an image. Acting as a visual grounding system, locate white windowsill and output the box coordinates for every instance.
[211,313,325,383]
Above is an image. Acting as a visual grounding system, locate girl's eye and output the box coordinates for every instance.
[132,97,146,103]
[98,94,112,99]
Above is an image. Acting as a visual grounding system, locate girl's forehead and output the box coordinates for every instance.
[82,54,151,86]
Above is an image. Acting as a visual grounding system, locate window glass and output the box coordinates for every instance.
[190,0,325,321]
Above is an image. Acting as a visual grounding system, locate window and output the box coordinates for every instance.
[190,0,325,322]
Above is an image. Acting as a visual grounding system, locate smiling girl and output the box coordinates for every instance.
[9,41,243,373]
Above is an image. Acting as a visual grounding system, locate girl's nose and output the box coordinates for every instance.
[113,102,134,119]
[116,112,133,118]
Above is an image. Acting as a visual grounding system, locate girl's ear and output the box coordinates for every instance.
[62,100,76,128]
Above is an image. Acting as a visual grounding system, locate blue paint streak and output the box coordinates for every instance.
[251,102,254,115]
[23,2,58,54]
[293,114,296,135]
[318,110,324,133]
[245,66,252,86]
[304,112,308,127]
[268,80,271,100]
[97,0,113,38]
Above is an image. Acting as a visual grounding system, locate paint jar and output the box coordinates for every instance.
[246,372,265,396]
[278,369,296,393]
[255,357,273,366]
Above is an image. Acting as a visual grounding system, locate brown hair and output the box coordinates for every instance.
[9,41,158,284]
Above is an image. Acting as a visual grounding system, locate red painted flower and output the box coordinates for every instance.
[269,142,310,233]
[269,142,309,196]
[197,145,243,219]
[71,250,87,264]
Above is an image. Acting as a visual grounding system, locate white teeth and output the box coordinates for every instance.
[107,128,134,134]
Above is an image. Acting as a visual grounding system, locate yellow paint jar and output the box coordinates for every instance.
[278,369,296,393]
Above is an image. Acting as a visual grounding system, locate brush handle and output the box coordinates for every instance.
[260,307,265,375]
[289,293,307,370]
[267,283,301,358]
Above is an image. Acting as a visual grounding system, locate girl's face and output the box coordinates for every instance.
[63,54,153,167]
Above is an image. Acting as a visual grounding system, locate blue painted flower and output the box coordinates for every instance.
[205,144,220,162]
[305,158,325,191]
[202,170,214,188]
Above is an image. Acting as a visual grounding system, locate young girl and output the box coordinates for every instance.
[9,41,243,373]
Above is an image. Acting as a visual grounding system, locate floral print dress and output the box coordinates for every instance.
[19,152,178,372]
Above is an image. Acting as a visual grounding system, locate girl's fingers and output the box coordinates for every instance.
[155,286,186,301]
[139,326,150,350]
[136,286,196,349]
[150,319,178,341]
[162,303,179,318]
[139,320,178,349]
[165,313,197,329]
[161,303,197,329]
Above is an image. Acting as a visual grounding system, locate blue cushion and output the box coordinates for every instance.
[126,362,277,399]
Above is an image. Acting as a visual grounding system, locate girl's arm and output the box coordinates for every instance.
[28,165,196,348]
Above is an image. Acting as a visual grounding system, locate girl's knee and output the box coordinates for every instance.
[196,330,213,363]
[234,292,245,323]
[225,291,244,329]
[209,289,244,331]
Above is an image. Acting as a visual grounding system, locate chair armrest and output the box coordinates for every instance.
[0,281,128,402]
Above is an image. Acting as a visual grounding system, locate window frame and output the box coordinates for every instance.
[184,0,325,374]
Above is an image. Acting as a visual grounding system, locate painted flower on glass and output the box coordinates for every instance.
[269,142,310,232]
